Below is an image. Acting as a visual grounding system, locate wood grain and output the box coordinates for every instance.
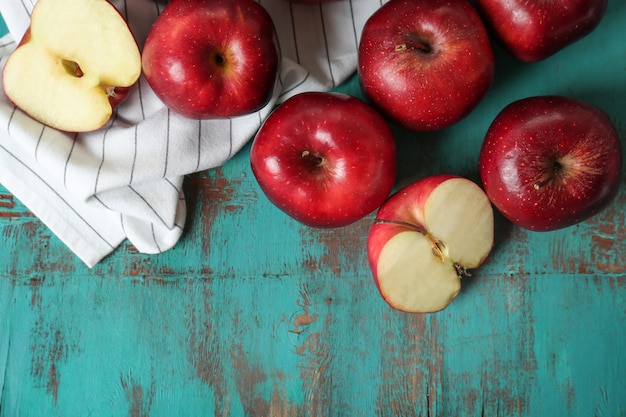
[1,1,626,415]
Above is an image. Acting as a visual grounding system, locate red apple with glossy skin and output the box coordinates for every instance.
[479,96,622,231]
[475,0,608,62]
[368,175,495,313]
[358,0,495,132]
[250,92,397,228]
[2,0,141,132]
[142,0,281,119]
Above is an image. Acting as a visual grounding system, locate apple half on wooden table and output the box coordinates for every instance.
[2,0,141,133]
[367,175,495,314]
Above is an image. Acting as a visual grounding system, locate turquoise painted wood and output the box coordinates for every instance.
[1,2,626,416]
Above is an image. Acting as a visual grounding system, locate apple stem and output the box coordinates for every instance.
[395,40,433,54]
[373,218,428,234]
[534,161,562,190]
[301,150,324,167]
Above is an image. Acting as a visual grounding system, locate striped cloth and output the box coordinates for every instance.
[0,0,384,267]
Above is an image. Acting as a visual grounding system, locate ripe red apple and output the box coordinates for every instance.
[479,96,622,232]
[142,0,281,119]
[250,92,397,228]
[358,0,495,132]
[367,175,495,313]
[475,0,608,62]
[2,0,141,132]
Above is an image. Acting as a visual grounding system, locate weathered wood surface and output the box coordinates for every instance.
[1,3,626,416]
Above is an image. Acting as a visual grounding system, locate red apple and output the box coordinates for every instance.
[142,0,281,119]
[475,0,608,62]
[479,96,622,231]
[367,175,495,313]
[2,0,141,132]
[250,92,397,228]
[358,0,495,132]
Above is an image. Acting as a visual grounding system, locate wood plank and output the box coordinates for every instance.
[1,0,626,415]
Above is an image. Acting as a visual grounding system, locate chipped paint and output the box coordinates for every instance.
[1,1,626,412]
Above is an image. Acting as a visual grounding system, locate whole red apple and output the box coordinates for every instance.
[479,96,622,232]
[142,0,281,119]
[358,0,495,132]
[367,174,494,313]
[475,0,608,62]
[250,92,397,228]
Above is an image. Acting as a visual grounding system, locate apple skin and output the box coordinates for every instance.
[250,92,397,228]
[479,96,622,232]
[142,0,281,119]
[475,0,608,62]
[358,0,495,132]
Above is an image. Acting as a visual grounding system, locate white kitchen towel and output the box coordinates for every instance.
[0,0,384,268]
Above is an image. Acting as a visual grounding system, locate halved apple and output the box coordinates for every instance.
[2,0,141,132]
[367,175,495,313]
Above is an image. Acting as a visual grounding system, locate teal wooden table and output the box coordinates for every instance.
[1,3,625,416]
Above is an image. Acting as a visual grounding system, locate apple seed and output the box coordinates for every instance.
[62,59,84,78]
[431,239,448,262]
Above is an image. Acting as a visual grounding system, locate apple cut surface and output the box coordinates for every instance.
[375,232,463,313]
[369,176,494,313]
[2,0,141,132]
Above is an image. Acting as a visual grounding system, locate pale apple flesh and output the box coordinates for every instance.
[368,175,494,313]
[2,0,141,132]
